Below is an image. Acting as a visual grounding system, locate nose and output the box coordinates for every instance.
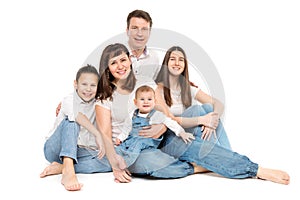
[117,61,124,69]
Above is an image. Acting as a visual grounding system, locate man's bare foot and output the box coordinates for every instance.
[257,167,290,185]
[191,162,210,174]
[61,171,83,191]
[40,162,63,178]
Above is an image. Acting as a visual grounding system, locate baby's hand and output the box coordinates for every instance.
[115,138,122,146]
[179,132,195,144]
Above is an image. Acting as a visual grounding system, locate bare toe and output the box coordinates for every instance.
[40,162,62,178]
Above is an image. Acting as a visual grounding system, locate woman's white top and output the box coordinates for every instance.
[95,76,156,141]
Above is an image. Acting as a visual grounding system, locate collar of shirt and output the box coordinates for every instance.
[129,45,150,61]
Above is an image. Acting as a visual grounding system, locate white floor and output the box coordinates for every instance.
[2,1,300,199]
[2,138,298,200]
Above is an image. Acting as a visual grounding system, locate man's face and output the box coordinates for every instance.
[127,17,150,51]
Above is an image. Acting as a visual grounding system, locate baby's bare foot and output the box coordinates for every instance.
[61,172,83,191]
[257,167,290,185]
[40,162,63,178]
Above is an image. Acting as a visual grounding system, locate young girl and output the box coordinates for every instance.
[155,46,231,149]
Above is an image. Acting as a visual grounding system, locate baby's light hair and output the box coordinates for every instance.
[135,85,155,99]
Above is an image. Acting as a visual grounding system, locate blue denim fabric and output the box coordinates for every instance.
[159,128,258,179]
[118,109,163,167]
[43,118,112,173]
[128,148,194,178]
[181,104,232,150]
[43,118,193,177]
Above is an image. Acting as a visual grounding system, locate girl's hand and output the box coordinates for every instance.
[95,135,105,159]
[201,126,217,141]
[199,112,219,129]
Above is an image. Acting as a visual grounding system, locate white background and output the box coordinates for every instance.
[1,0,299,199]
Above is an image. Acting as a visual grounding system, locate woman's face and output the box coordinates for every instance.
[108,52,131,81]
[167,50,185,76]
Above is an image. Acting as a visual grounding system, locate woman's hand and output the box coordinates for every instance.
[111,154,132,183]
[138,124,167,139]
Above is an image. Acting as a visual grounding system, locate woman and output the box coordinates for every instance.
[95,43,290,184]
[155,46,231,149]
[95,43,200,183]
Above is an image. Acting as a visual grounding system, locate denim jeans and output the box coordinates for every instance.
[43,118,111,173]
[43,118,194,178]
[181,104,232,150]
[159,126,259,179]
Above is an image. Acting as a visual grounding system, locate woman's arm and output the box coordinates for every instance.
[194,89,224,117]
[95,105,131,183]
[175,90,222,129]
[154,85,220,129]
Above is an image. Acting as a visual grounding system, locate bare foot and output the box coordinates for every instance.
[40,162,63,178]
[61,171,83,191]
[257,167,290,185]
[191,162,210,174]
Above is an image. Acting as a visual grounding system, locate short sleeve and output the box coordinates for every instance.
[61,93,75,121]
[95,98,112,110]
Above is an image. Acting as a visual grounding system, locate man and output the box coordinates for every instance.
[126,9,161,80]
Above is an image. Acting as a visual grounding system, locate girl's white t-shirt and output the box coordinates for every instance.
[168,86,200,116]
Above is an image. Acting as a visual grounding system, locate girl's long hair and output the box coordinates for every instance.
[155,46,192,108]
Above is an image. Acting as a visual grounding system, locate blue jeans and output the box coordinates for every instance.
[43,118,111,173]
[43,118,194,178]
[159,128,258,179]
[181,104,232,150]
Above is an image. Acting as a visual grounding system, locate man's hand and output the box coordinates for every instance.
[138,124,167,138]
[56,102,62,117]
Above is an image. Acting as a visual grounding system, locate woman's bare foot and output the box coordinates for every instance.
[61,171,83,191]
[257,167,290,185]
[40,162,63,178]
[191,162,210,173]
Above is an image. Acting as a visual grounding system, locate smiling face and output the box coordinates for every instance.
[127,17,150,51]
[167,50,185,77]
[108,52,131,81]
[134,90,155,114]
[74,72,98,102]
